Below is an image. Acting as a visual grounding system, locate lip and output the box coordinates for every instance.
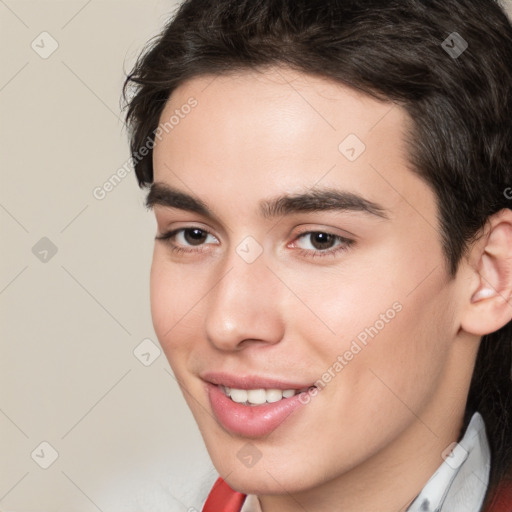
[201,371,315,390]
[203,372,318,438]
[206,383,315,437]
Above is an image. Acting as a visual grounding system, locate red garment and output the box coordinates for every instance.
[202,477,512,512]
[202,477,246,512]
[483,481,512,512]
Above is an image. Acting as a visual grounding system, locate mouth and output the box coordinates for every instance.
[203,373,319,437]
[219,385,313,406]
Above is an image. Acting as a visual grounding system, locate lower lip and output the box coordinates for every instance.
[207,383,314,438]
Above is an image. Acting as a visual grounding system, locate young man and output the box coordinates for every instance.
[123,0,512,510]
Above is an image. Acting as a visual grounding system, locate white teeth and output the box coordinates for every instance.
[247,389,267,405]
[266,389,284,403]
[222,386,302,404]
[230,389,248,403]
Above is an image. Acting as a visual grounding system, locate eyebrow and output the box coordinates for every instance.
[146,182,389,220]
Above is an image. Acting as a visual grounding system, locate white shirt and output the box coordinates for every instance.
[240,412,490,512]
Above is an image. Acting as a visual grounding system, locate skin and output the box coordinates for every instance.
[149,67,512,512]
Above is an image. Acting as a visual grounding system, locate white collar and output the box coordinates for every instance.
[241,412,490,512]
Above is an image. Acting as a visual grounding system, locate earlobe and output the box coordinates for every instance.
[460,209,512,337]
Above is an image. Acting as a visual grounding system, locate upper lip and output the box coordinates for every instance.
[201,371,316,390]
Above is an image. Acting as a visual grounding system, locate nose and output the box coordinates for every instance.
[204,249,285,352]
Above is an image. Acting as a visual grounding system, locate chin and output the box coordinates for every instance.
[209,449,322,496]
[223,471,301,496]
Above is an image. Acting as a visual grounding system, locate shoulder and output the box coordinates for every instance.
[202,477,246,512]
[483,479,512,512]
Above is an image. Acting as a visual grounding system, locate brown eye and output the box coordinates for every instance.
[296,232,338,251]
[308,232,336,250]
[155,227,219,252]
[292,230,354,258]
[183,228,208,246]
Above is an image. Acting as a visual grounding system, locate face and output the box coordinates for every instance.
[149,67,473,498]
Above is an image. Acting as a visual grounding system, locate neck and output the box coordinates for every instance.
[258,411,465,512]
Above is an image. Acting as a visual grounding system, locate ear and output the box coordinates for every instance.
[460,208,512,336]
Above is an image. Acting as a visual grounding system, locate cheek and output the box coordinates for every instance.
[287,245,453,408]
[336,275,453,424]
[276,253,402,363]
[150,255,174,342]
[149,249,204,354]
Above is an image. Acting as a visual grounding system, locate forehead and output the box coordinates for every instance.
[152,66,433,223]
[155,67,408,162]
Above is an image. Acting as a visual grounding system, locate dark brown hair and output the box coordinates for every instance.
[123,0,512,504]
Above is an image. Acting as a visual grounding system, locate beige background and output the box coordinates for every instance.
[1,1,511,511]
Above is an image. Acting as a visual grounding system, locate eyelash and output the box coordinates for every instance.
[155,227,354,259]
